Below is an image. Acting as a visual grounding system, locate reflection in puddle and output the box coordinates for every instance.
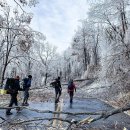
[52,99,63,128]
[69,103,73,109]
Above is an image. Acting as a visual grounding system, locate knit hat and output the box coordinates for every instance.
[28,75,32,79]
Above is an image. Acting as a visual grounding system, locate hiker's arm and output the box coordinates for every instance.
[60,84,62,92]
[60,85,62,91]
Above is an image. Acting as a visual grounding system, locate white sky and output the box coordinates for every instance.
[29,0,89,53]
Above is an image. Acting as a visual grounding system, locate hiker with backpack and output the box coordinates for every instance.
[50,77,62,103]
[22,75,32,106]
[5,76,23,115]
[67,79,76,104]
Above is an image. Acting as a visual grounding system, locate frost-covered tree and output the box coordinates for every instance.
[34,39,57,86]
[0,0,39,86]
[70,21,100,79]
[88,0,130,93]
[0,5,35,84]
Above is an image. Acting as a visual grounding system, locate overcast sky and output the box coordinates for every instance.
[30,0,89,53]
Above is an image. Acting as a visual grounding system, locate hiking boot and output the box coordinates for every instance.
[70,100,73,104]
[55,99,59,103]
[24,103,29,106]
[6,112,13,115]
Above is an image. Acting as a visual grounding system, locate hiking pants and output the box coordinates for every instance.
[69,91,74,103]
[6,93,18,113]
[55,88,61,102]
[23,88,29,103]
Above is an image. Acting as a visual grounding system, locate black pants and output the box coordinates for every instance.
[69,91,74,103]
[6,93,18,113]
[55,88,61,102]
[23,88,29,104]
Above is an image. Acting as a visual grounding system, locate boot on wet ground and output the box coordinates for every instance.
[6,112,13,115]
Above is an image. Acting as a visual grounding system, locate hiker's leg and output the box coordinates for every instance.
[25,90,29,104]
[23,91,25,104]
[6,94,14,114]
[14,93,18,106]
[69,92,72,103]
[55,88,58,99]
[23,89,29,104]
[14,93,20,111]
[70,92,73,103]
[55,89,58,102]
[57,89,61,102]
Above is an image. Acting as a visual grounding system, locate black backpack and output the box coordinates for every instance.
[4,78,15,94]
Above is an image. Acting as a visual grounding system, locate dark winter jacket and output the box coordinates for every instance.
[23,78,32,90]
[50,78,61,90]
[5,78,22,94]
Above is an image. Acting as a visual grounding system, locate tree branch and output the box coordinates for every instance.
[13,0,25,13]
[0,106,101,116]
[10,117,73,125]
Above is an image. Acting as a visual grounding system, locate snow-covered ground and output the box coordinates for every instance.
[76,80,109,99]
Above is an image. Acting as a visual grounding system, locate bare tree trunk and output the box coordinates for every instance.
[93,34,99,66]
[82,29,88,71]
[1,62,8,85]
[44,72,48,85]
[1,25,10,85]
[83,46,87,70]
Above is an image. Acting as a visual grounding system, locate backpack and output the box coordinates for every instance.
[4,78,15,94]
[50,81,56,88]
[68,81,74,90]
[23,78,29,90]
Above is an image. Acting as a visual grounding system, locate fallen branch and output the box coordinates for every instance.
[0,116,5,121]
[103,104,130,119]
[0,116,6,125]
[74,78,91,81]
[78,104,130,125]
[10,117,74,125]
[0,106,102,115]
[66,122,74,130]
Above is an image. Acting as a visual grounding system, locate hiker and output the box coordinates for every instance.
[50,77,62,103]
[22,75,32,106]
[67,79,76,104]
[6,76,22,115]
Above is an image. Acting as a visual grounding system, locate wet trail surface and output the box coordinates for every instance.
[0,97,130,130]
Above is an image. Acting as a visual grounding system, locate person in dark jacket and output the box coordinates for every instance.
[51,77,62,103]
[6,76,22,115]
[22,75,32,106]
[67,79,76,104]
